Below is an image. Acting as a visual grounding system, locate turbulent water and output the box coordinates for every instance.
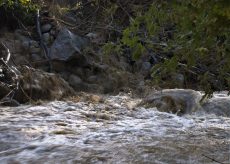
[0,92,230,164]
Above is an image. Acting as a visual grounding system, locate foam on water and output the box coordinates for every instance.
[0,92,230,163]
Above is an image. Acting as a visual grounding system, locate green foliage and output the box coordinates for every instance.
[102,42,122,56]
[121,0,230,94]
[0,0,38,26]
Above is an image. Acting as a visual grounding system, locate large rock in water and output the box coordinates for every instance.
[141,89,202,115]
[50,28,89,66]
[15,66,75,103]
[201,93,230,117]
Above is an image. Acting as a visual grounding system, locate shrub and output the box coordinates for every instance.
[121,0,230,94]
[0,0,38,29]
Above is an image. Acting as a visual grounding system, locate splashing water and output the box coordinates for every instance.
[0,93,229,164]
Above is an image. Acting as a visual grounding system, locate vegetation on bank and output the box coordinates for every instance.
[0,0,38,29]
[0,0,229,96]
[120,0,229,95]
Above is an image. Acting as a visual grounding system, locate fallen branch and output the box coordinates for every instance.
[0,43,20,105]
[202,154,225,164]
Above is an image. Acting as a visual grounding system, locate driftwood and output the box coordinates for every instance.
[0,42,20,106]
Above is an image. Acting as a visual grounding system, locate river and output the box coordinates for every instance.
[0,92,230,164]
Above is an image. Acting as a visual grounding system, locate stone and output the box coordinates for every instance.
[201,96,230,117]
[42,33,50,43]
[141,62,152,72]
[50,28,89,62]
[50,29,56,36]
[142,89,202,115]
[29,47,41,54]
[22,41,30,50]
[93,63,109,73]
[41,23,52,33]
[68,74,84,90]
[172,73,185,88]
[87,75,98,83]
[138,61,152,78]
[31,54,42,61]
[30,40,39,48]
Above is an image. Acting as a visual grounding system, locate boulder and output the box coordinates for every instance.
[201,95,230,117]
[50,28,89,63]
[141,89,202,115]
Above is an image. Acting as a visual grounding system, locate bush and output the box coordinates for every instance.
[0,0,38,29]
[121,0,230,94]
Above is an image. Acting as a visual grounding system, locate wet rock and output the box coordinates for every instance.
[41,24,52,33]
[15,66,75,103]
[50,28,89,61]
[142,89,202,115]
[201,96,230,117]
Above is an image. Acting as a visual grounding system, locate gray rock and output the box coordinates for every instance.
[68,74,83,90]
[41,24,52,33]
[201,95,230,117]
[172,73,184,88]
[93,63,109,73]
[142,89,202,115]
[31,54,42,61]
[141,62,152,72]
[50,28,89,62]
[30,47,41,54]
[22,41,30,50]
[30,40,39,48]
[50,29,56,36]
[87,75,98,83]
[140,62,152,77]
[42,33,50,43]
